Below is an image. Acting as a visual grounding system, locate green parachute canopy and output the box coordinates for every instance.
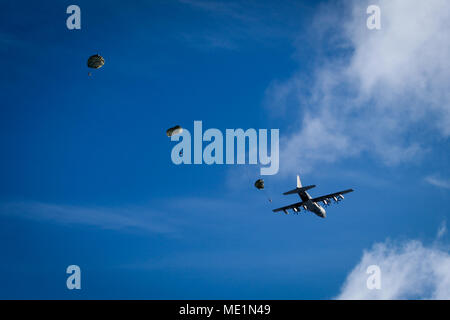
[254,179,264,190]
[87,54,105,69]
[166,125,183,137]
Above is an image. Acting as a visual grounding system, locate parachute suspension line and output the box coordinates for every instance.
[255,161,272,203]
[262,181,272,203]
[254,176,272,203]
[249,162,272,204]
[87,54,105,77]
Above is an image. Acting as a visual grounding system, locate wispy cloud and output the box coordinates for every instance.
[178,0,303,50]
[266,0,450,174]
[0,201,176,235]
[179,0,255,23]
[0,31,28,46]
[425,175,450,190]
[0,196,250,236]
[336,237,450,299]
[437,221,447,239]
[179,32,238,50]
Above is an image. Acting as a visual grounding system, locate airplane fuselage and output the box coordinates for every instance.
[300,191,326,218]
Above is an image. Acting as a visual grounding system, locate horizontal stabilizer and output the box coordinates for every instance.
[283,185,316,195]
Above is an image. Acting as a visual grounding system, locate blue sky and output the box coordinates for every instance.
[1,0,450,299]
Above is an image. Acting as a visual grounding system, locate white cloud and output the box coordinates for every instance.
[425,175,450,189]
[336,239,450,299]
[267,0,450,174]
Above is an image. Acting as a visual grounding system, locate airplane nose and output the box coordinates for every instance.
[320,207,326,218]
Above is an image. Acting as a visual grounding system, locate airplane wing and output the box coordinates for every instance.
[272,201,306,213]
[310,189,354,204]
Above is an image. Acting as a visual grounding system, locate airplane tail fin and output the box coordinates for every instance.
[297,175,302,188]
[283,174,314,195]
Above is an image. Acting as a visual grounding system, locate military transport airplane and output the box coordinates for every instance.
[273,175,354,218]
